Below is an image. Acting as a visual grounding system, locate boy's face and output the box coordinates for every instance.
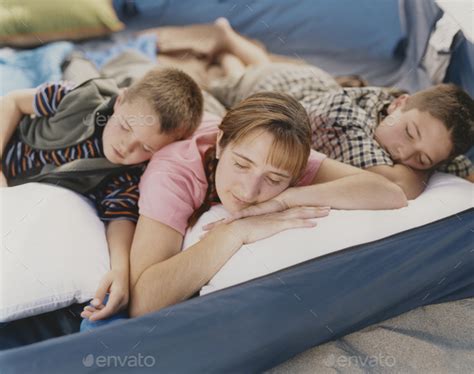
[374,95,453,170]
[102,93,176,165]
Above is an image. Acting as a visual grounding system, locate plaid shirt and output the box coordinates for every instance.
[213,64,472,177]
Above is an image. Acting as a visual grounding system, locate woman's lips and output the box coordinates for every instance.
[232,193,249,206]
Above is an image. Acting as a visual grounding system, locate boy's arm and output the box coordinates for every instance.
[85,220,135,320]
[107,219,135,273]
[0,89,36,159]
[366,164,431,200]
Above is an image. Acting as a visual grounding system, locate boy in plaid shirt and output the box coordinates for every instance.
[158,18,473,199]
[209,62,473,199]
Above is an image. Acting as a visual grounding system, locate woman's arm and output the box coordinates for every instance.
[129,207,321,318]
[284,157,408,210]
[129,216,184,316]
[129,220,241,318]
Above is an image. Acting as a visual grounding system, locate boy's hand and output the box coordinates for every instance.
[80,269,129,321]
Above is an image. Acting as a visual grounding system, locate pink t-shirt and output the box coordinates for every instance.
[139,112,327,235]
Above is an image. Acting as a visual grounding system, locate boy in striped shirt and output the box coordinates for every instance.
[0,67,203,321]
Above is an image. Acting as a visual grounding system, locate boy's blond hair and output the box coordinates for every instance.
[124,67,203,139]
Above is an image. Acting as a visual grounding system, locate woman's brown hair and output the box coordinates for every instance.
[188,91,311,226]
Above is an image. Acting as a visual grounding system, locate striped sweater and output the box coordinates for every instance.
[3,82,143,222]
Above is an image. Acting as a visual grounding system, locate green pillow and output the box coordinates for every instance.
[0,0,124,47]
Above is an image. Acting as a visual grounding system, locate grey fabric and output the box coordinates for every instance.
[19,79,118,150]
[12,79,131,194]
[268,298,474,374]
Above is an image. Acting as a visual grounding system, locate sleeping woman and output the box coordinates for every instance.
[80,91,407,323]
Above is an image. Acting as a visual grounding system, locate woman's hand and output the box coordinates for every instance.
[202,188,330,231]
[80,269,129,321]
[224,206,329,245]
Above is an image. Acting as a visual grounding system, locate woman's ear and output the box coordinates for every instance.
[387,94,410,114]
[215,130,224,159]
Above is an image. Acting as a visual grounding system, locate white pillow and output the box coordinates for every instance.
[183,173,473,295]
[0,183,110,322]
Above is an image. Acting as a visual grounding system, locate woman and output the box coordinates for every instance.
[81,92,406,321]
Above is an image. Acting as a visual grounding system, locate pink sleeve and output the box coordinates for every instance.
[296,150,327,186]
[138,165,203,236]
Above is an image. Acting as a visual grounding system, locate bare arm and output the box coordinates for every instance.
[129,216,184,316]
[281,158,408,210]
[0,89,36,159]
[81,220,136,320]
[366,164,431,200]
[107,220,135,274]
[203,158,408,231]
[129,220,241,317]
[129,207,321,318]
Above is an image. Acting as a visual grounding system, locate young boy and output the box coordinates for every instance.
[210,64,474,199]
[0,67,203,321]
[142,19,474,199]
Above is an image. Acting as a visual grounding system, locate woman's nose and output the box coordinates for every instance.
[241,177,260,202]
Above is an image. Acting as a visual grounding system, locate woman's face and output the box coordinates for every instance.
[215,130,293,213]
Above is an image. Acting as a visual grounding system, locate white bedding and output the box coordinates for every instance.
[182,173,473,295]
[0,183,110,322]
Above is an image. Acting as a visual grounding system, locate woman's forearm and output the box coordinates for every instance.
[129,224,243,317]
[286,173,407,210]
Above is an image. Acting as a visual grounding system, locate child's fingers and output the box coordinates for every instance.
[84,304,105,314]
[89,293,123,321]
[92,279,112,307]
[81,310,93,319]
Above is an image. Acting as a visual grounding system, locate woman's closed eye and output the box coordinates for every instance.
[233,161,249,169]
[405,125,413,139]
[266,177,282,185]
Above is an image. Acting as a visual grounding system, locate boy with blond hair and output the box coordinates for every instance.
[0,67,203,320]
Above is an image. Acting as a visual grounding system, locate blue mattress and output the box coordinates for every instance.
[1,209,472,372]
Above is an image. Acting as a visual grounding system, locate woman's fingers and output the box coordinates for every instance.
[277,206,330,220]
[203,200,291,231]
